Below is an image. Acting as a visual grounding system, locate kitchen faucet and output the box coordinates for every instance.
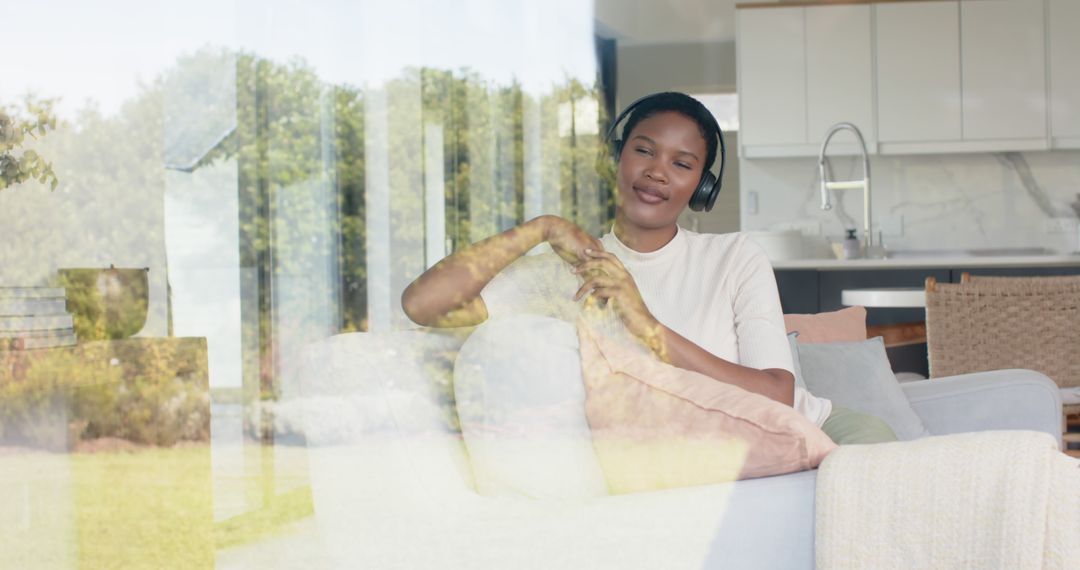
[818,122,872,252]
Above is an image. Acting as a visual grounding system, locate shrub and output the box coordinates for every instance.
[0,338,209,448]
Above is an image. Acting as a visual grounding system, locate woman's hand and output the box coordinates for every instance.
[573,249,663,351]
[540,215,603,265]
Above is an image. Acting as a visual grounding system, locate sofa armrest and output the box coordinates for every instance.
[901,369,1063,448]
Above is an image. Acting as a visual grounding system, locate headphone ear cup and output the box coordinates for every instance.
[612,139,623,161]
[689,171,717,212]
[702,172,723,212]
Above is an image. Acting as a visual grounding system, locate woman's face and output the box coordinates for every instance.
[615,111,708,231]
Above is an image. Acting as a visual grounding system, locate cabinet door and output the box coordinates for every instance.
[1049,0,1080,144]
[738,7,807,147]
[875,1,961,143]
[806,4,874,148]
[961,0,1047,140]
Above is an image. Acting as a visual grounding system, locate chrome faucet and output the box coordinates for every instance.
[818,122,872,251]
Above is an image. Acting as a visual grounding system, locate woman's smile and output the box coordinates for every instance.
[632,182,669,204]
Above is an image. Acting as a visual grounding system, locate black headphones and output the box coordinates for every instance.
[605,92,726,212]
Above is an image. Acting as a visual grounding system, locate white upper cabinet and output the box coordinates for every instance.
[806,4,875,148]
[737,0,1057,157]
[1049,0,1080,147]
[738,7,806,148]
[875,1,962,144]
[738,4,874,156]
[961,0,1047,143]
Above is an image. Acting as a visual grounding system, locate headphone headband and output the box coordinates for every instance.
[605,92,726,212]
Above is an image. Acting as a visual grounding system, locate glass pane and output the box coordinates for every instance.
[1,1,681,568]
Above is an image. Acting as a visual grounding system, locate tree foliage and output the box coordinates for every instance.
[1,46,612,436]
[0,96,60,191]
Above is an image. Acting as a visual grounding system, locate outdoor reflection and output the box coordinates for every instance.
[0,1,729,568]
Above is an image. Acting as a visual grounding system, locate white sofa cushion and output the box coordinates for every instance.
[454,315,608,498]
[295,329,467,439]
[296,329,478,499]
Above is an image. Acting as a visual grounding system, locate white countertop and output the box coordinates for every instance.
[771,254,1080,270]
[841,287,925,308]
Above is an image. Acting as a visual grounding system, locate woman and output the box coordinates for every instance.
[402,92,893,444]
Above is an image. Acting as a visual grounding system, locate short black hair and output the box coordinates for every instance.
[618,92,719,172]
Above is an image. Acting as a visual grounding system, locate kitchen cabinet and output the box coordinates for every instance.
[737,6,806,149]
[960,0,1047,143]
[775,263,1080,322]
[738,0,1059,157]
[738,4,874,157]
[1049,0,1080,148]
[805,4,875,151]
[774,270,819,315]
[875,1,962,146]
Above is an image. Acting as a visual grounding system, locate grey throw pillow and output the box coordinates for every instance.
[787,332,807,390]
[794,337,930,441]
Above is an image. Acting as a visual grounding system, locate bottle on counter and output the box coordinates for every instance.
[842,229,861,260]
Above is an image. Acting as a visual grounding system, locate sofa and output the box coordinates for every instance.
[287,323,1064,569]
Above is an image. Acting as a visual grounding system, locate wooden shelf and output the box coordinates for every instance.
[867,322,927,348]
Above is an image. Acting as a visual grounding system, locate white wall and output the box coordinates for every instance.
[617,42,736,106]
[596,0,738,45]
[164,161,243,389]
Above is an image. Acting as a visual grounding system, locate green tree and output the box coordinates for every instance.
[0,96,60,191]
[2,45,612,443]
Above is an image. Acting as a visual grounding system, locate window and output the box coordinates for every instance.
[1,1,748,567]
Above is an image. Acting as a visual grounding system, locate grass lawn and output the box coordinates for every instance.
[2,443,313,570]
[73,445,215,569]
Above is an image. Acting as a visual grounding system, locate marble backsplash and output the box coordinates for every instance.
[739,149,1080,257]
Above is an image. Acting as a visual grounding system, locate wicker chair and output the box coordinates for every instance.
[925,273,1080,455]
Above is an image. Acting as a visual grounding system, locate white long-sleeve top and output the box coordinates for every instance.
[481,226,832,426]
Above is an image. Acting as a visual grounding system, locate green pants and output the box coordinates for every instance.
[821,406,898,445]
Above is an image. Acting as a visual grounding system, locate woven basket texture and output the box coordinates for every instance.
[925,275,1080,387]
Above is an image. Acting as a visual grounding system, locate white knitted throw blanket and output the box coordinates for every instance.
[816,431,1080,569]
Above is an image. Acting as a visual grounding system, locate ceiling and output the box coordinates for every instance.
[594,0,743,45]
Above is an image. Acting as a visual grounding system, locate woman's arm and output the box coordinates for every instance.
[573,249,795,406]
[651,326,795,406]
[401,215,601,327]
